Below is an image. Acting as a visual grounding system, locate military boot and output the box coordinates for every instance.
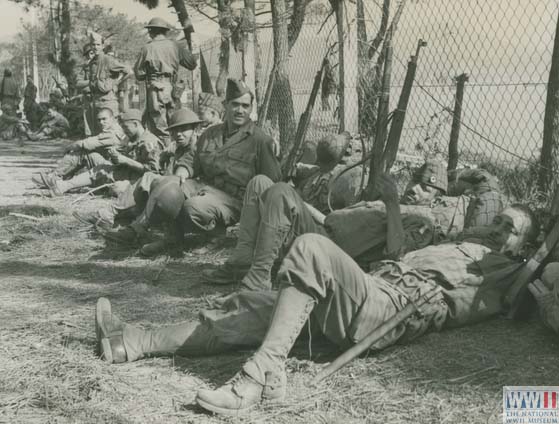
[196,286,315,416]
[44,171,93,197]
[95,297,128,364]
[202,262,250,285]
[241,222,290,291]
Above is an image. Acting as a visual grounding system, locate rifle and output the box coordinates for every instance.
[504,187,559,318]
[282,56,328,178]
[381,39,427,172]
[311,286,441,385]
[51,76,70,102]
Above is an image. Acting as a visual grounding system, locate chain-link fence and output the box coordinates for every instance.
[197,0,558,212]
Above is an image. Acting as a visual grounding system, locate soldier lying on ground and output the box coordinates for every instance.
[100,78,282,257]
[94,179,539,416]
[38,109,162,197]
[203,159,504,291]
[22,106,70,141]
[73,102,218,230]
[31,107,125,193]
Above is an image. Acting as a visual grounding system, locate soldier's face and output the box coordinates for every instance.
[97,111,113,132]
[92,40,103,56]
[401,181,439,205]
[171,125,197,148]
[225,93,252,127]
[487,207,534,256]
[199,107,220,127]
[122,120,141,137]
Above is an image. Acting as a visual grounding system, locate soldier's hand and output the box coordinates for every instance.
[376,174,399,205]
[64,141,80,153]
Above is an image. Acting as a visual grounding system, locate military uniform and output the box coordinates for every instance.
[134,19,197,141]
[51,121,126,179]
[112,231,524,364]
[87,39,129,134]
[0,71,20,117]
[23,80,37,126]
[29,110,70,140]
[91,129,163,187]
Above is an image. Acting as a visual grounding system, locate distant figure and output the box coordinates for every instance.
[23,76,38,127]
[321,57,337,112]
[0,69,21,117]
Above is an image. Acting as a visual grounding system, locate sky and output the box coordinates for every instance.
[0,0,219,42]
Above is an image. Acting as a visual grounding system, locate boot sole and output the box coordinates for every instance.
[195,395,284,416]
[95,298,114,363]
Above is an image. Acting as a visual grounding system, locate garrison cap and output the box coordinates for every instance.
[414,159,448,193]
[167,108,203,130]
[89,31,103,44]
[198,92,224,115]
[316,132,351,166]
[225,78,252,102]
[82,43,92,56]
[120,109,143,122]
[145,17,173,31]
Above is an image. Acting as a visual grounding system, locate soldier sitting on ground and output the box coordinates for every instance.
[32,107,125,194]
[101,78,282,257]
[73,107,204,230]
[23,106,70,141]
[40,109,162,197]
[93,182,539,417]
[204,159,504,291]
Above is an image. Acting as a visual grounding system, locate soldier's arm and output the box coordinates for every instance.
[134,49,147,81]
[178,43,197,70]
[257,135,282,182]
[79,132,123,151]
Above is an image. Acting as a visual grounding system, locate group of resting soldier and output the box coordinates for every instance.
[20,16,559,418]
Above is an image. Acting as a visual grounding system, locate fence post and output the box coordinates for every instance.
[538,10,559,195]
[336,0,359,133]
[447,73,469,171]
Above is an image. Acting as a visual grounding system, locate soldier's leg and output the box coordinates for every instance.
[241,182,327,291]
[203,175,276,285]
[196,234,395,415]
[145,81,172,143]
[96,290,277,363]
[182,185,242,232]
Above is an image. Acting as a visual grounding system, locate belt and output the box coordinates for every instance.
[213,177,245,199]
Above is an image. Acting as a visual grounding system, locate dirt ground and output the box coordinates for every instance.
[1,138,558,424]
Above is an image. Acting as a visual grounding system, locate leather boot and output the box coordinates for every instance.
[241,222,289,291]
[95,298,128,364]
[202,262,250,285]
[196,286,315,416]
[45,171,93,197]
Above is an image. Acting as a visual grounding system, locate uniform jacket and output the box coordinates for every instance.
[185,121,282,199]
[294,163,343,214]
[0,76,20,102]
[88,53,129,103]
[121,129,164,173]
[39,111,70,132]
[134,36,196,81]
[76,121,126,152]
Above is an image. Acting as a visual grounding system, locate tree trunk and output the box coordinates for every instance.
[216,0,232,96]
[58,0,77,96]
[170,0,194,49]
[270,0,295,157]
[539,10,559,194]
[242,0,257,119]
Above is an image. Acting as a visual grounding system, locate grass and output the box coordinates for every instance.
[2,138,559,424]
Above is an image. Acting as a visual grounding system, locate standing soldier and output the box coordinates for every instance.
[23,76,38,128]
[88,32,130,134]
[134,17,197,144]
[77,43,96,136]
[0,69,21,117]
